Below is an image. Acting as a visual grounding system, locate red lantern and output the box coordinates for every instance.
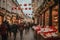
[25,8,27,10]
[18,7,21,10]
[24,4,27,6]
[26,14,27,15]
[29,8,31,10]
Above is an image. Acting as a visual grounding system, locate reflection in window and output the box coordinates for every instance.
[52,5,58,29]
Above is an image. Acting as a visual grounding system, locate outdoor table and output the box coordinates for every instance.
[36,30,60,40]
[38,33,60,40]
[32,25,60,40]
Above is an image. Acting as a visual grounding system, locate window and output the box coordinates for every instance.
[52,5,58,28]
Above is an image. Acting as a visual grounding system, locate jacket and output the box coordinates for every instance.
[0,23,7,35]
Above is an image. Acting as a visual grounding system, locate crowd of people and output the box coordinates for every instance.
[0,14,34,40]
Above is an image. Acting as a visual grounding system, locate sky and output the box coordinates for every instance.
[17,0,33,18]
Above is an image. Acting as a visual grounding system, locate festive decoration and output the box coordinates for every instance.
[32,25,58,38]
[12,7,22,10]
[25,8,27,10]
[24,4,27,6]
[18,7,21,10]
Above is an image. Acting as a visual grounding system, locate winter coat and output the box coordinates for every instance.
[3,20,12,32]
[0,23,7,35]
[18,23,24,31]
[11,24,18,32]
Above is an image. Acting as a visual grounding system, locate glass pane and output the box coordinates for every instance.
[52,5,58,29]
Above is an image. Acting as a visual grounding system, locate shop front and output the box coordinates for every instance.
[52,5,58,31]
[33,0,60,40]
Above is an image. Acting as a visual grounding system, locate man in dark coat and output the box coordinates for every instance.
[18,18,24,40]
[0,14,8,40]
[3,15,12,37]
[11,16,18,40]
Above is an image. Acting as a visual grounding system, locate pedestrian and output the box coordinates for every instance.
[26,22,30,32]
[24,22,28,34]
[0,14,8,40]
[24,22,29,34]
[18,18,24,40]
[3,15,12,37]
[11,16,18,40]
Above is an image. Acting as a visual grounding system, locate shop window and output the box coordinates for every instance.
[52,5,58,29]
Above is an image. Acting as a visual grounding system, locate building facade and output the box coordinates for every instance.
[34,0,59,32]
[0,0,24,18]
[32,0,44,25]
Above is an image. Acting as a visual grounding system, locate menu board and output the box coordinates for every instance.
[52,5,58,29]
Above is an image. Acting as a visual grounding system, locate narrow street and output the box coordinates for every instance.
[0,0,60,40]
[8,28,35,40]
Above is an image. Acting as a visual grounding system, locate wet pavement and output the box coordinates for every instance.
[8,28,35,40]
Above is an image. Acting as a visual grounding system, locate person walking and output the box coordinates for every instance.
[0,14,8,40]
[3,15,12,37]
[18,18,24,40]
[11,16,18,40]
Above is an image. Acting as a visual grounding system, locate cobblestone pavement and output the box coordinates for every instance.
[7,28,35,40]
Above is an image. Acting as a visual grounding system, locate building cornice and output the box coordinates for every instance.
[12,0,19,6]
[36,0,58,15]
